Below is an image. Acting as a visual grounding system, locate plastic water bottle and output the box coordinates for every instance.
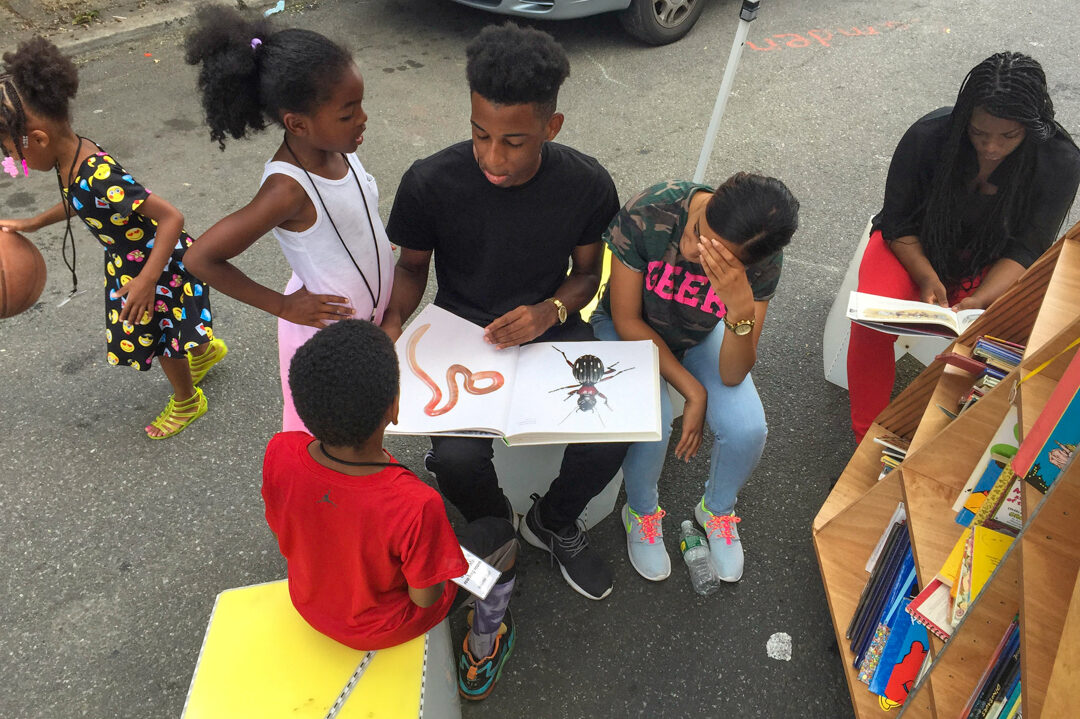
[680,520,721,596]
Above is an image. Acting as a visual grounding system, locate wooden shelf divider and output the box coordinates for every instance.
[815,222,1080,719]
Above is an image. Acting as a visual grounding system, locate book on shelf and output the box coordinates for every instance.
[950,526,1015,626]
[868,609,929,710]
[973,336,1024,371]
[848,517,907,638]
[954,406,1021,527]
[864,503,906,573]
[873,434,909,481]
[847,506,928,710]
[389,304,661,445]
[960,618,1020,719]
[848,519,910,655]
[906,520,1015,640]
[856,556,916,684]
[1012,344,1080,493]
[846,291,983,337]
[906,578,954,641]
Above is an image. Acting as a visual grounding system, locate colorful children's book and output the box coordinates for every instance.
[985,476,1023,535]
[857,557,916,684]
[971,526,1015,598]
[950,530,976,626]
[953,407,1020,525]
[390,304,661,445]
[868,609,930,711]
[906,578,954,640]
[970,465,1019,529]
[1013,347,1080,493]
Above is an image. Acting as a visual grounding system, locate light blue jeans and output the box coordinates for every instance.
[590,311,767,516]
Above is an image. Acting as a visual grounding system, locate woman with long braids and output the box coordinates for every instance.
[848,52,1080,442]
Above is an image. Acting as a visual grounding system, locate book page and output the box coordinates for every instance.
[389,304,518,437]
[957,309,984,334]
[847,291,976,336]
[503,340,661,444]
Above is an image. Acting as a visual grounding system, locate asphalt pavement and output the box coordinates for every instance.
[1,0,1077,717]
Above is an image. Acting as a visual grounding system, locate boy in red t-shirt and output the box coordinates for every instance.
[262,320,518,701]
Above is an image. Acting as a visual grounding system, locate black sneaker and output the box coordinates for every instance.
[519,493,613,600]
[458,609,515,701]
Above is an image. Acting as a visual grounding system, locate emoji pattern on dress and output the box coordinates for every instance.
[64,148,214,371]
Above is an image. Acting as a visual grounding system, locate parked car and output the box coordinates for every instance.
[447,0,707,45]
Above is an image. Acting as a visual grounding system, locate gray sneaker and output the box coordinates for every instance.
[694,498,744,582]
[622,504,671,581]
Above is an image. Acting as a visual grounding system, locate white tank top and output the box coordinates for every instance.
[261,153,394,322]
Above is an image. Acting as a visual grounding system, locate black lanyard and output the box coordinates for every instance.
[54,135,84,298]
[318,443,410,472]
[283,136,383,321]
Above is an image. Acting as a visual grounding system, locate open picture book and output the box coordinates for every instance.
[847,291,984,337]
[387,304,661,445]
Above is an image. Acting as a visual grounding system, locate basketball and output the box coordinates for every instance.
[0,228,47,318]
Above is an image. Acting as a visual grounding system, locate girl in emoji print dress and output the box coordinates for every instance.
[0,37,227,439]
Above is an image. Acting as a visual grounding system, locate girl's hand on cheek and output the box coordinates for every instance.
[699,237,753,315]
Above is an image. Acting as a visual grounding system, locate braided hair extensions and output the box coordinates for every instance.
[920,52,1072,286]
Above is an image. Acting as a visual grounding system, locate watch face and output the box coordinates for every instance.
[558,306,568,323]
[734,322,753,336]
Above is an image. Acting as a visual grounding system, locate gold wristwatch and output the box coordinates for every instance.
[547,297,568,324]
[722,314,755,336]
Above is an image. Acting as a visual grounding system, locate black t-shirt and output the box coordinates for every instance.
[872,106,1080,274]
[386,141,620,326]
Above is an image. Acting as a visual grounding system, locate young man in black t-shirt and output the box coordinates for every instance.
[382,23,626,603]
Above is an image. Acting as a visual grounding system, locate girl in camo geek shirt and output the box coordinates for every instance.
[590,173,799,586]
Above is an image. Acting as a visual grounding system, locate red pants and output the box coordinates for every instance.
[847,231,978,442]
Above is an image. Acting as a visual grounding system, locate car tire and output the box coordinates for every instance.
[618,0,707,45]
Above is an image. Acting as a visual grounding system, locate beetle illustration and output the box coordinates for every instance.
[549,347,634,424]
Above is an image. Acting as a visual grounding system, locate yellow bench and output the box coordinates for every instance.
[183,580,460,719]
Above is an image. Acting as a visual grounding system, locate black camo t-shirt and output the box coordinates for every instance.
[596,181,782,352]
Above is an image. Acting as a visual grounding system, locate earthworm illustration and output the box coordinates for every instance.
[405,323,505,416]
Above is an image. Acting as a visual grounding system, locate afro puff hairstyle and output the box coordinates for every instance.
[0,36,79,150]
[466,22,570,116]
[289,320,399,448]
[184,4,352,149]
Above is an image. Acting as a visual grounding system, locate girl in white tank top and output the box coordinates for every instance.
[183,19,393,432]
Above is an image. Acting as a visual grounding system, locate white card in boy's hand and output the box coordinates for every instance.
[451,546,501,600]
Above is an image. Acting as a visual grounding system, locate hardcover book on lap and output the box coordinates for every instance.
[389,304,662,445]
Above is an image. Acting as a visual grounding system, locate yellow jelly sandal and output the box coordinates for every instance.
[146,387,208,439]
[188,338,228,385]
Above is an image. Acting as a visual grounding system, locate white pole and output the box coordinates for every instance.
[693,0,761,183]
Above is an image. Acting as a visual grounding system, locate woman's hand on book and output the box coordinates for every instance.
[674,390,706,462]
[916,273,950,307]
[951,295,986,312]
[279,286,354,328]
